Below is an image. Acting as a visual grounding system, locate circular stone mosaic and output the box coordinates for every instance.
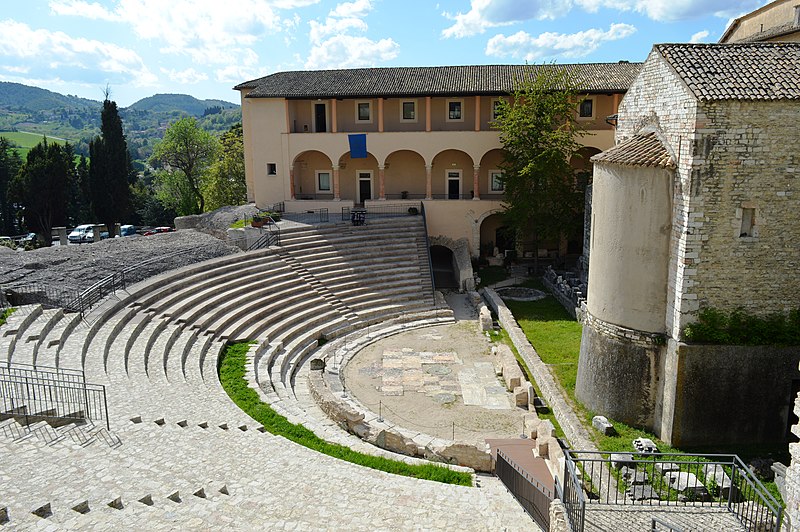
[495,287,546,301]
[433,393,457,405]
[424,364,452,376]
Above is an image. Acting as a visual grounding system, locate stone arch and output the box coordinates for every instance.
[479,213,513,259]
[478,148,505,198]
[429,235,474,291]
[292,150,334,199]
[431,149,475,199]
[384,150,426,199]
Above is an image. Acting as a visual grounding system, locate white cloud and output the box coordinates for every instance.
[442,0,572,38]
[160,67,209,84]
[0,19,157,86]
[304,0,399,69]
[690,30,710,43]
[441,0,763,37]
[2,65,30,74]
[306,35,399,69]
[48,0,119,21]
[486,23,636,61]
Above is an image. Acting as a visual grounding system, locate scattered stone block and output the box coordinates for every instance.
[375,429,418,457]
[513,385,528,407]
[537,438,549,458]
[654,462,681,475]
[435,442,492,472]
[478,306,493,332]
[523,414,540,439]
[663,471,700,491]
[526,383,535,406]
[611,453,635,469]
[592,415,615,436]
[703,464,733,498]
[620,466,648,485]
[632,437,658,453]
[627,485,660,501]
[537,419,556,439]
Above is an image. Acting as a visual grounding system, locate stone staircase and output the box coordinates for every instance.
[0,218,533,530]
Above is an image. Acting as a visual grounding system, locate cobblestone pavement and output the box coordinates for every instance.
[584,504,748,531]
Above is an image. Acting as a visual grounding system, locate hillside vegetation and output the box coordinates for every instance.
[0,82,241,163]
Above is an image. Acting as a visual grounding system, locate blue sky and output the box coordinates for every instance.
[0,0,768,107]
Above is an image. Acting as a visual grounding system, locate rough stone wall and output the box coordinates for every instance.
[659,341,800,447]
[429,235,475,291]
[615,49,700,340]
[687,99,800,319]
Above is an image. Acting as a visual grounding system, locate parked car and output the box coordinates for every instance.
[119,225,137,237]
[20,233,37,245]
[143,226,175,236]
[83,230,109,243]
[68,224,94,244]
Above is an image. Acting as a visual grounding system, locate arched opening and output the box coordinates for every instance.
[479,213,515,259]
[384,150,426,199]
[431,150,474,199]
[293,150,334,199]
[338,152,379,205]
[430,245,458,289]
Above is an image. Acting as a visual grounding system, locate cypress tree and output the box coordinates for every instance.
[89,98,133,236]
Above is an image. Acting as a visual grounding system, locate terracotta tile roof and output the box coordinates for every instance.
[591,132,676,169]
[655,43,800,101]
[235,63,642,98]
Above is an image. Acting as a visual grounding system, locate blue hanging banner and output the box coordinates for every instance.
[348,134,367,159]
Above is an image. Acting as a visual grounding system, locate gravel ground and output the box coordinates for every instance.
[0,229,241,303]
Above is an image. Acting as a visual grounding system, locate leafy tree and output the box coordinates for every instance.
[89,98,134,235]
[0,137,23,234]
[150,117,218,214]
[67,155,92,225]
[493,66,588,247]
[203,123,247,211]
[9,138,74,243]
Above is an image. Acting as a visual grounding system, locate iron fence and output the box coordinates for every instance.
[0,363,109,430]
[496,448,553,530]
[420,202,436,306]
[556,452,587,532]
[564,450,783,532]
[282,208,329,224]
[341,203,423,222]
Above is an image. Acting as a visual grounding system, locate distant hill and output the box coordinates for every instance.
[0,82,101,113]
[127,94,238,116]
[0,82,241,163]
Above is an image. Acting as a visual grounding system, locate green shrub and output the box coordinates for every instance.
[0,307,16,327]
[219,341,472,486]
[684,307,800,346]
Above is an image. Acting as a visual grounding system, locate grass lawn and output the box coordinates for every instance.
[0,131,67,147]
[218,341,473,486]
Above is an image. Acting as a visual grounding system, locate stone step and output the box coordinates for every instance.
[36,311,82,369]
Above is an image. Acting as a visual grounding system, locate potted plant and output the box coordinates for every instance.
[251,215,264,228]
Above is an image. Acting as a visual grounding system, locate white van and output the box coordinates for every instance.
[67,224,94,244]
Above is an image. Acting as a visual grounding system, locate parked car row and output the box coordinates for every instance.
[65,224,173,243]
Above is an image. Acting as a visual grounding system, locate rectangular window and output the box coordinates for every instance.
[401,100,416,121]
[740,207,756,237]
[489,170,504,192]
[317,171,331,192]
[356,101,372,122]
[447,99,463,121]
[492,99,503,120]
[267,163,277,176]
[579,98,594,119]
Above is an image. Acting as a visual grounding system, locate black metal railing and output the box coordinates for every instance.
[382,193,427,200]
[496,448,553,530]
[420,202,436,306]
[281,208,329,224]
[556,452,587,532]
[564,450,783,532]
[248,220,281,251]
[341,203,423,222]
[294,193,335,200]
[0,362,109,430]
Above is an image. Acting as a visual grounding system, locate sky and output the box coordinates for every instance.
[0,0,770,107]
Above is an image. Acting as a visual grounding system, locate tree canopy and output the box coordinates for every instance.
[203,123,247,211]
[150,116,218,215]
[0,137,22,234]
[89,98,134,235]
[10,138,74,241]
[493,66,588,244]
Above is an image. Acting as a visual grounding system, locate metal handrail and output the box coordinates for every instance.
[496,448,553,530]
[651,517,685,532]
[420,202,436,306]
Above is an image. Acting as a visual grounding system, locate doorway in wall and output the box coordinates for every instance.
[314,103,327,132]
[357,171,373,205]
[447,170,461,199]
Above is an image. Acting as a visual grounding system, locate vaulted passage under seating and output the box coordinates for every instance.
[430,245,458,289]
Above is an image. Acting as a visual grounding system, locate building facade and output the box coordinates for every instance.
[720,0,800,43]
[577,43,800,446]
[235,63,640,267]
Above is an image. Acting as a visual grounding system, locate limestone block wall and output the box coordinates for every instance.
[783,385,800,531]
[685,99,800,319]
